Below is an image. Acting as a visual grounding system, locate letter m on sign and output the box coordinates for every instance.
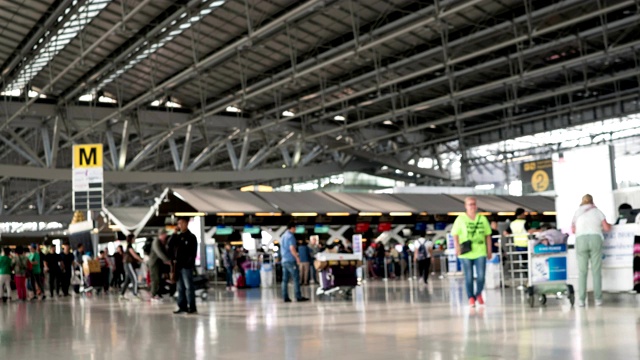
[73,144,103,168]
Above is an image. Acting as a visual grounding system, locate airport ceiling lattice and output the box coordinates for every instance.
[1,0,639,215]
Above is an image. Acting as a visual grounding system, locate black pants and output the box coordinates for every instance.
[417,258,431,284]
[101,268,110,292]
[111,268,124,289]
[61,272,71,296]
[49,271,61,296]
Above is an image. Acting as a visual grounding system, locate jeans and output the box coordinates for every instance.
[177,268,196,311]
[30,273,44,297]
[417,258,431,283]
[281,262,301,300]
[121,263,138,296]
[225,266,233,287]
[576,234,603,303]
[459,256,487,300]
[310,264,317,284]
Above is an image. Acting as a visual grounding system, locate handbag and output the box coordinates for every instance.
[460,216,481,255]
[460,241,473,255]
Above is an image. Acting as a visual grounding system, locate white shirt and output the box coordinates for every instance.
[416,237,434,258]
[572,205,606,237]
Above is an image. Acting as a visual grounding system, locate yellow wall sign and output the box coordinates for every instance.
[521,159,553,193]
[73,144,103,168]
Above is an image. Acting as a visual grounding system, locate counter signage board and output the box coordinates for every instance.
[521,158,554,194]
[352,234,363,259]
[72,144,104,211]
[603,224,636,268]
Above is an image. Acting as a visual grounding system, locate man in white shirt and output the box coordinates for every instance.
[413,233,434,284]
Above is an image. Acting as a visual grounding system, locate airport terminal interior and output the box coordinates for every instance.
[0,0,639,358]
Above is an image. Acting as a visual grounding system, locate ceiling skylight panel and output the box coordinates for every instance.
[6,0,110,92]
[94,0,226,93]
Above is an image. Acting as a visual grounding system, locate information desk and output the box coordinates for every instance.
[567,224,636,292]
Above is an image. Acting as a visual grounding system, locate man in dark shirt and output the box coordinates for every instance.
[44,245,62,298]
[169,217,198,314]
[111,246,124,290]
[59,243,75,296]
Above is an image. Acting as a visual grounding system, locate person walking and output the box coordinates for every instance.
[111,245,125,290]
[222,244,234,290]
[60,243,74,296]
[414,234,434,284]
[44,245,62,298]
[28,244,45,300]
[0,248,12,302]
[298,240,311,286]
[149,229,171,302]
[120,235,144,301]
[572,194,612,307]
[308,237,320,284]
[98,251,111,294]
[169,217,198,314]
[280,223,309,303]
[452,197,492,307]
[12,247,29,301]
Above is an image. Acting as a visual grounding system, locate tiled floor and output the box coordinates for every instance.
[0,279,638,359]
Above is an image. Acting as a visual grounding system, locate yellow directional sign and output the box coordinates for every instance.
[521,159,554,194]
[531,170,550,192]
[73,144,103,168]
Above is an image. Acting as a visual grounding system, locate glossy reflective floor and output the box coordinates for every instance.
[0,278,638,359]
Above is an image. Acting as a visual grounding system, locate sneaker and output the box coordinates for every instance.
[284,298,292,303]
[476,294,484,306]
[469,297,476,307]
[595,299,603,307]
[187,309,198,314]
[578,301,585,307]
[297,297,309,302]
[173,308,188,314]
[119,295,128,301]
[151,296,163,303]
[131,295,142,302]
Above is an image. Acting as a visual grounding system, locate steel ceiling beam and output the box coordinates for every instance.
[0,161,373,184]
[59,0,218,103]
[161,0,630,157]
[0,0,154,133]
[384,68,640,154]
[0,0,83,89]
[65,0,327,143]
[307,38,640,143]
[123,0,479,149]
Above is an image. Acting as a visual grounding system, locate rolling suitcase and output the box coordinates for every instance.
[245,261,260,288]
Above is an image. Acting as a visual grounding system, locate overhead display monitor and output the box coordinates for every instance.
[215,226,234,236]
[314,224,329,234]
[295,225,306,234]
[243,225,261,234]
[355,223,370,233]
[378,222,392,232]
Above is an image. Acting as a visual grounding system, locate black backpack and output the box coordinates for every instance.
[417,243,427,261]
[143,238,154,255]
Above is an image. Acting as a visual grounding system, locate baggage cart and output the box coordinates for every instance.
[526,242,575,307]
[314,253,361,299]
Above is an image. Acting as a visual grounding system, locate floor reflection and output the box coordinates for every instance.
[0,278,637,359]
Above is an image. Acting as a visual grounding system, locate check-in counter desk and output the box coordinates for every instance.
[567,223,636,292]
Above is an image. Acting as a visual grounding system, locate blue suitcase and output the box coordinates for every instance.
[246,269,261,288]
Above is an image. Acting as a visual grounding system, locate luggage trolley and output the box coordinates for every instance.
[314,253,361,299]
[526,242,575,307]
